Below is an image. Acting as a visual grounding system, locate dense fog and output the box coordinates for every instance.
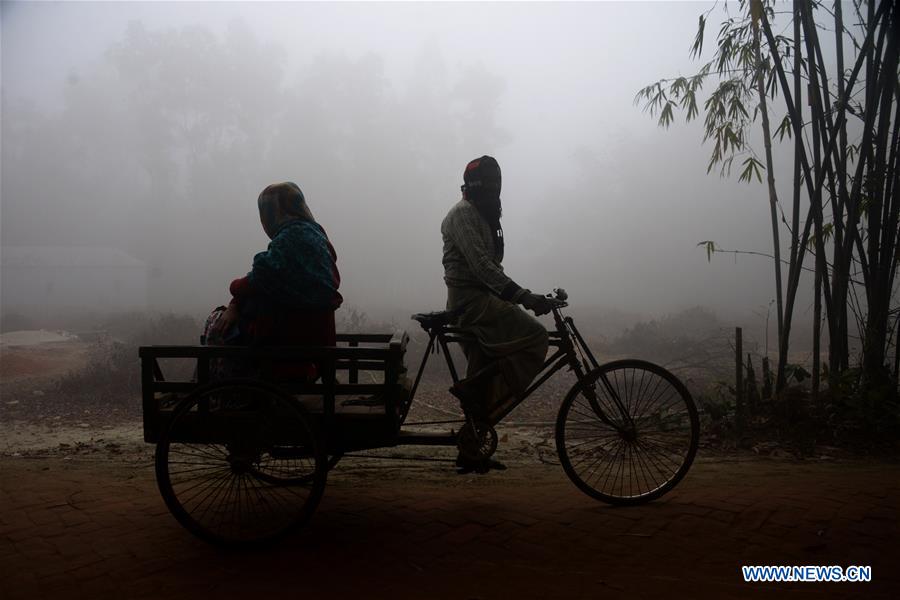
[2,1,820,337]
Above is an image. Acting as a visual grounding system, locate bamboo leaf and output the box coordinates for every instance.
[805,232,816,251]
[774,113,792,141]
[765,62,779,97]
[722,155,735,176]
[736,98,750,119]
[738,159,752,183]
[659,101,675,128]
[684,89,700,121]
[698,240,717,262]
[738,156,764,183]
[706,141,721,174]
[859,194,871,214]
[691,14,706,59]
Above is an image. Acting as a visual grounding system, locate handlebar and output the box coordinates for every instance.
[545,287,569,310]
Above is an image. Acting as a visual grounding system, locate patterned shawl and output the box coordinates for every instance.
[248,219,342,310]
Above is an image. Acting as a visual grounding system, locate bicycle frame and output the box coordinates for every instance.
[404,305,633,430]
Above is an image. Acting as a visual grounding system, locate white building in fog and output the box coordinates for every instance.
[0,246,148,313]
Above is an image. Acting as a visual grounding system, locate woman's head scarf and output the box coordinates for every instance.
[257,181,315,239]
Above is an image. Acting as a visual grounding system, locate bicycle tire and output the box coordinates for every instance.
[155,380,327,546]
[555,360,699,505]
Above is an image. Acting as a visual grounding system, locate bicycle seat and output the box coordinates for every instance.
[411,308,463,331]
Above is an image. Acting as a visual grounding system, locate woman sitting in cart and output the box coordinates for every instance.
[206,181,343,381]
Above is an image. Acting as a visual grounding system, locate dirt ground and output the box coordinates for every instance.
[0,340,90,382]
[1,335,898,599]
[1,452,898,600]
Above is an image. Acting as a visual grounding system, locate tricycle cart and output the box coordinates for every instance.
[140,290,699,546]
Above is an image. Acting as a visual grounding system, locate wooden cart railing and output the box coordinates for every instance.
[139,332,409,449]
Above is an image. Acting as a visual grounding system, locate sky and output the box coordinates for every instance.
[1,1,825,332]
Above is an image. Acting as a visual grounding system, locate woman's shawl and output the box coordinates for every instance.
[248,220,342,310]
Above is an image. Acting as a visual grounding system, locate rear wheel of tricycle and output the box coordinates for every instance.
[155,380,327,546]
[555,360,699,505]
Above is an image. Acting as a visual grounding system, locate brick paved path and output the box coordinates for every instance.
[1,455,897,599]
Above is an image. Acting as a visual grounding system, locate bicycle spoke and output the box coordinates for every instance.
[179,468,235,510]
[632,439,658,494]
[632,376,671,422]
[635,436,684,473]
[636,390,683,423]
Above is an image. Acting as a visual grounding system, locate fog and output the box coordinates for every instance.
[2,1,818,333]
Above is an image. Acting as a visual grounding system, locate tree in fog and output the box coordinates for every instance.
[2,18,509,312]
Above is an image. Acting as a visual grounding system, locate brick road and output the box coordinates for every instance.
[1,454,897,599]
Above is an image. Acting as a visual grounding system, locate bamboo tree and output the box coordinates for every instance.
[787,0,803,391]
[832,0,850,376]
[862,6,899,379]
[751,3,785,372]
[638,0,899,401]
[799,0,826,402]
[760,0,898,384]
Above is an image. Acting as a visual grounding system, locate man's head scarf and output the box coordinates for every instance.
[462,156,504,260]
[463,155,502,193]
[258,181,315,240]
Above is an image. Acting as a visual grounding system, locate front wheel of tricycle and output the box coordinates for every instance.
[555,360,699,506]
[155,380,327,546]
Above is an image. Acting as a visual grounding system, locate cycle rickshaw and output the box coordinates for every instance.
[139,289,699,546]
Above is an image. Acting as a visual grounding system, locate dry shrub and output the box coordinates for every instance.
[56,312,200,401]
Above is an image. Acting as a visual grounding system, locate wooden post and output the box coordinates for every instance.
[813,256,821,407]
[894,316,900,390]
[894,317,900,378]
[736,327,744,440]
